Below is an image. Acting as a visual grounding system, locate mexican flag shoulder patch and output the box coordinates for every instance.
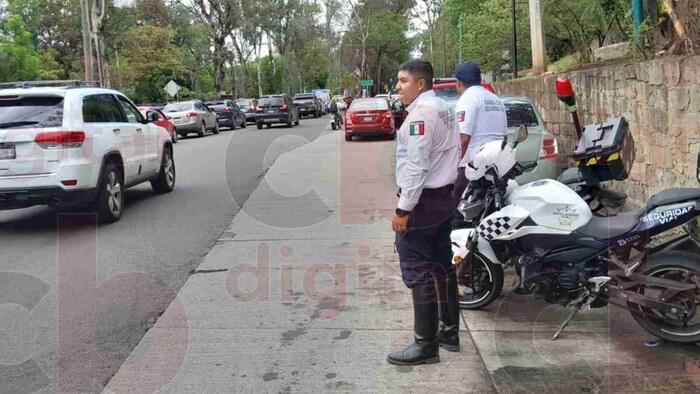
[457,111,465,122]
[409,121,425,136]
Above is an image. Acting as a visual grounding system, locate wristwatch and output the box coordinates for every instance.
[395,208,411,217]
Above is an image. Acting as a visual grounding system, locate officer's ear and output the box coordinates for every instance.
[417,78,427,92]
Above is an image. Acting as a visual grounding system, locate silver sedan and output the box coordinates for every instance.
[163,100,219,138]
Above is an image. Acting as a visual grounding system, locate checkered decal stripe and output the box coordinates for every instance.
[477,217,512,240]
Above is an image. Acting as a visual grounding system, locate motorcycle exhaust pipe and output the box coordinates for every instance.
[556,77,583,138]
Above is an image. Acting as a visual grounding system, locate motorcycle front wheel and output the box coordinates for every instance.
[629,252,700,343]
[458,252,504,310]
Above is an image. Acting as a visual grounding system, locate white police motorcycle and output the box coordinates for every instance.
[451,125,700,343]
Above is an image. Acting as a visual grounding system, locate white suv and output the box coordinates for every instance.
[0,83,175,223]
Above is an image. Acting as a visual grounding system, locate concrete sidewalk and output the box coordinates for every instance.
[104,130,700,394]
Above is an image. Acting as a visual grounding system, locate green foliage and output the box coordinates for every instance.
[0,15,40,81]
[38,47,62,80]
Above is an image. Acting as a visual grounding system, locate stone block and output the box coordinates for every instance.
[650,108,669,131]
[662,58,681,87]
[647,60,663,86]
[681,56,700,85]
[651,86,668,109]
[625,64,638,80]
[637,64,648,82]
[674,135,689,154]
[690,85,700,113]
[624,83,637,100]
[668,87,690,111]
[646,164,658,182]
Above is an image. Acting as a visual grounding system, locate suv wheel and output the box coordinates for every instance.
[198,122,206,137]
[152,147,176,194]
[213,121,220,134]
[241,117,247,128]
[286,118,292,128]
[231,118,237,130]
[345,135,352,142]
[294,115,300,126]
[256,122,263,129]
[172,131,178,143]
[95,164,123,223]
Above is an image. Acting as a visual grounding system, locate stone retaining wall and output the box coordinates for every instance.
[495,56,700,207]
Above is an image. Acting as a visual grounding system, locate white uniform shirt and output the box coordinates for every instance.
[455,85,507,168]
[396,90,460,212]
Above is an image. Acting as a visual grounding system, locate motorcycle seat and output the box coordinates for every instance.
[647,188,700,210]
[576,209,643,239]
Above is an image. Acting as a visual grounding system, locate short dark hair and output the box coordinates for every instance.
[399,59,433,90]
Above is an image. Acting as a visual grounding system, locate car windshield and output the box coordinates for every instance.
[434,87,459,102]
[0,95,64,128]
[163,102,193,112]
[259,97,284,106]
[504,102,539,127]
[235,100,250,109]
[349,99,389,111]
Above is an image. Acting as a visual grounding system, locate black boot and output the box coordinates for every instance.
[387,284,440,365]
[436,272,460,352]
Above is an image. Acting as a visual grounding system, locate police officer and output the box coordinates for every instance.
[388,59,461,366]
[452,62,507,228]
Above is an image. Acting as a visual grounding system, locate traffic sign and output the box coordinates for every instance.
[360,79,374,87]
[164,80,181,97]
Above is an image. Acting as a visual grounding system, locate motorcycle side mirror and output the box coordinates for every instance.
[512,125,528,148]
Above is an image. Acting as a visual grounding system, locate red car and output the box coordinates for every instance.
[138,106,178,143]
[433,78,496,108]
[344,98,395,142]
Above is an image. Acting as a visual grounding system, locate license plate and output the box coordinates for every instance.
[173,118,182,123]
[268,110,275,113]
[364,116,373,122]
[0,145,15,160]
[267,118,279,122]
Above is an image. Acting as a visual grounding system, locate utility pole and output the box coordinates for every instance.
[511,0,517,79]
[80,0,94,82]
[529,0,547,74]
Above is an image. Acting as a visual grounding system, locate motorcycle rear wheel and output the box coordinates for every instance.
[629,252,700,343]
[458,252,504,310]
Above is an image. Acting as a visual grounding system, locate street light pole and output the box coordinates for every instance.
[511,0,518,79]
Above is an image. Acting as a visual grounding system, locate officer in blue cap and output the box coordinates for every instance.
[452,62,507,228]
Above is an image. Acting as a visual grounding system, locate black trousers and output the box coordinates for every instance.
[395,186,456,288]
[452,167,469,229]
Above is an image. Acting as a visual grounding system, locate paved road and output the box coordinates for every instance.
[0,116,329,393]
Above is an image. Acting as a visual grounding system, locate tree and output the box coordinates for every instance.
[193,0,239,92]
[0,15,40,81]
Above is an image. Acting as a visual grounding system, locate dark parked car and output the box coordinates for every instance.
[206,100,246,130]
[255,94,300,129]
[235,98,258,123]
[292,93,322,118]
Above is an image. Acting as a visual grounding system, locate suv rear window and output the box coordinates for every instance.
[504,103,539,128]
[259,97,284,106]
[235,100,251,109]
[0,96,64,128]
[434,87,459,101]
[206,101,225,106]
[349,99,389,110]
[164,103,193,112]
[294,95,314,100]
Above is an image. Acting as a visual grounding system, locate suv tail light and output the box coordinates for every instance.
[255,106,263,113]
[539,136,558,160]
[187,111,198,117]
[280,104,288,111]
[35,131,85,149]
[350,113,360,123]
[383,111,393,120]
[223,106,230,112]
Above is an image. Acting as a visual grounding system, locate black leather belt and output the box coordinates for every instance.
[396,184,453,198]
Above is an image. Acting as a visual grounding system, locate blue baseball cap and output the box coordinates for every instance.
[453,62,482,85]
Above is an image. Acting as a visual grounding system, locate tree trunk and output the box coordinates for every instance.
[256,32,263,97]
[80,0,94,82]
[213,36,226,93]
